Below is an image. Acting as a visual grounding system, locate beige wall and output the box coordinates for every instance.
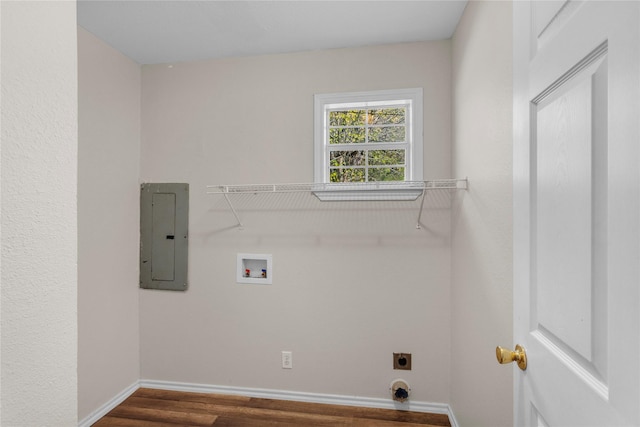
[77,27,142,420]
[451,1,513,426]
[0,1,78,424]
[139,41,453,403]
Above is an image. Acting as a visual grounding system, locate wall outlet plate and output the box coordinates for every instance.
[393,353,412,370]
[282,351,293,369]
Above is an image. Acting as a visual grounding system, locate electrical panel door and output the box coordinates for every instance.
[140,183,188,291]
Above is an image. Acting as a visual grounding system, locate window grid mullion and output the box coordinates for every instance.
[365,147,369,182]
[365,108,370,146]
[328,124,406,130]
[328,143,409,150]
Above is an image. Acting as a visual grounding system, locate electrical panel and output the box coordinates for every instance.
[140,183,189,291]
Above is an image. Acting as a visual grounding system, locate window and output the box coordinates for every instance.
[314,88,423,184]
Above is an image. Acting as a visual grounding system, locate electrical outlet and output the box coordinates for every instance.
[282,351,293,369]
[393,352,412,370]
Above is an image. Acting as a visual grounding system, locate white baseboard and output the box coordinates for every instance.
[78,381,140,427]
[78,379,457,427]
[448,408,460,427]
[140,379,457,425]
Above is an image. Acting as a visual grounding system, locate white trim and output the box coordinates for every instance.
[78,381,140,427]
[448,406,460,427]
[139,379,456,423]
[313,88,424,184]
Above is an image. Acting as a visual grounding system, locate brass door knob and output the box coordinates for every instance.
[496,344,527,371]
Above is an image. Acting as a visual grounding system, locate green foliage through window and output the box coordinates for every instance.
[327,107,407,182]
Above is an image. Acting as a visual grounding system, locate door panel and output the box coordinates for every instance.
[533,52,608,382]
[514,1,639,426]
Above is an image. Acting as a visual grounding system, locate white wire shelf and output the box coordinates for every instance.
[206,179,468,230]
[207,179,466,195]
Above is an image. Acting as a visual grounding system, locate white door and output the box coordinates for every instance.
[513,1,640,426]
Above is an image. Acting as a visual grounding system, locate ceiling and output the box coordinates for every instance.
[77,1,468,65]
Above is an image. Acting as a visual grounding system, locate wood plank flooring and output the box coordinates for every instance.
[94,388,451,427]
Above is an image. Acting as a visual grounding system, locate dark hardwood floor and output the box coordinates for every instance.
[94,388,452,427]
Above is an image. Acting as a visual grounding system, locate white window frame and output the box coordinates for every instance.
[313,88,423,184]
